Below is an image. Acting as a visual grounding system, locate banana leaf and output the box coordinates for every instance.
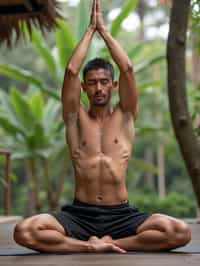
[30,29,59,82]
[29,92,44,123]
[76,0,89,40]
[0,63,60,99]
[135,54,166,74]
[111,0,138,37]
[56,19,76,71]
[10,88,35,131]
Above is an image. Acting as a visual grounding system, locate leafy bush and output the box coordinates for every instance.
[128,192,197,218]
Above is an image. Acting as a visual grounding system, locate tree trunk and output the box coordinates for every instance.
[144,148,154,190]
[156,112,166,198]
[43,159,57,210]
[29,159,41,212]
[157,143,166,197]
[24,160,35,216]
[167,0,200,207]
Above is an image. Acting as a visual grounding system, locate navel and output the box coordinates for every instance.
[97,196,103,201]
[114,138,119,144]
[82,140,87,146]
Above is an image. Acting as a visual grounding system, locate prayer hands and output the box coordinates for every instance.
[89,0,97,31]
[89,0,106,32]
[88,236,126,253]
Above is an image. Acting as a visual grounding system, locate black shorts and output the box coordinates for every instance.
[51,199,151,241]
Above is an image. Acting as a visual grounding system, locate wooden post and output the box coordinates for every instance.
[0,150,11,216]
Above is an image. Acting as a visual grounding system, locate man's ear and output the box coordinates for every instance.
[112,80,118,91]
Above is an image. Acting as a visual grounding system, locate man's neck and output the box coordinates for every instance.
[88,105,112,124]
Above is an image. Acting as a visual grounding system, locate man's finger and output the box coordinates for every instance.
[92,0,96,13]
[110,244,127,254]
[96,0,101,12]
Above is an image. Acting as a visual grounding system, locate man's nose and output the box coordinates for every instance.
[96,81,102,91]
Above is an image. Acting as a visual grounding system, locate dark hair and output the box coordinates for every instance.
[83,58,114,81]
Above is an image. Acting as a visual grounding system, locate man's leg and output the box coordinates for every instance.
[14,214,93,253]
[110,214,191,251]
[14,214,125,253]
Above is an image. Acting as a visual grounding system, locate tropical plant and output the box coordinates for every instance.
[0,88,69,211]
[128,191,197,218]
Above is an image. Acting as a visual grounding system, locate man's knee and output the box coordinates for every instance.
[153,215,191,248]
[168,220,191,248]
[14,214,53,247]
[139,213,191,248]
[14,218,35,247]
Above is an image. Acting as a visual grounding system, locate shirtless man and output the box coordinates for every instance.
[14,0,191,253]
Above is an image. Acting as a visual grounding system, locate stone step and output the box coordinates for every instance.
[0,216,22,224]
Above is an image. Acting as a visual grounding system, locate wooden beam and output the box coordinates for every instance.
[0,150,12,216]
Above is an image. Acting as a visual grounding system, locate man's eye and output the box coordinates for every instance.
[101,79,109,85]
[88,81,96,85]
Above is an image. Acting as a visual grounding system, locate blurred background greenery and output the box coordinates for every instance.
[0,0,199,218]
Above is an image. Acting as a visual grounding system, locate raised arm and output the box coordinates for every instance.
[62,0,97,124]
[96,0,138,120]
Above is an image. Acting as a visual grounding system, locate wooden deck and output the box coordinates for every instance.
[0,222,200,266]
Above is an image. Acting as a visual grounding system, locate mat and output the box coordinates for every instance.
[0,246,200,256]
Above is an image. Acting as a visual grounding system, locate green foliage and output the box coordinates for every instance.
[76,0,90,39]
[191,0,200,31]
[30,30,59,81]
[56,19,76,71]
[190,84,200,137]
[0,89,63,160]
[0,64,59,100]
[111,0,138,37]
[128,192,197,218]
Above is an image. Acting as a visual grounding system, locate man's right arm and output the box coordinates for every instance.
[62,26,95,124]
[62,0,97,123]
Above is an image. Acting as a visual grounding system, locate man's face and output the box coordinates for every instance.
[82,68,117,107]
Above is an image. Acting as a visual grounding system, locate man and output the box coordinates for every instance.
[14,0,191,253]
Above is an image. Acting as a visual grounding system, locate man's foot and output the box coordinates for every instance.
[88,236,126,253]
[101,235,113,243]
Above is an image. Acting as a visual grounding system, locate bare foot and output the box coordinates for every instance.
[101,235,113,243]
[88,236,126,253]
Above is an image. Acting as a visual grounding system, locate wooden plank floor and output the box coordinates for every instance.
[0,222,200,266]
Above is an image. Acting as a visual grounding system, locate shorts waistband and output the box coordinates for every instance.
[73,198,129,209]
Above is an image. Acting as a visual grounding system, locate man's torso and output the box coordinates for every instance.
[66,104,135,205]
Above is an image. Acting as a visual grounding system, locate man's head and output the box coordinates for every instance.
[82,58,118,107]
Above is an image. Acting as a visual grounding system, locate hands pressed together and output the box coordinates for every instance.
[89,0,106,33]
[88,236,126,253]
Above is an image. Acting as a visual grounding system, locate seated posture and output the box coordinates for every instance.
[14,0,191,253]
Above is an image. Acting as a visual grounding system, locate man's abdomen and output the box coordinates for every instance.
[73,152,129,204]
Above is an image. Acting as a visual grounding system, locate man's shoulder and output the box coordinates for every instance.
[113,103,135,122]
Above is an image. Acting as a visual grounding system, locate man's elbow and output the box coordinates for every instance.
[121,62,134,74]
[65,64,79,76]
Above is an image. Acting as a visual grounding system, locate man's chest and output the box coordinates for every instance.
[67,109,135,157]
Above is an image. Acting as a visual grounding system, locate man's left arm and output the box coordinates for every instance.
[96,0,138,120]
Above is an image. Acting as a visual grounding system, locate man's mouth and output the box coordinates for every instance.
[95,95,104,98]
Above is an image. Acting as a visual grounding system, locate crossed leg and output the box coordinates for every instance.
[112,213,191,251]
[14,213,191,253]
[13,214,124,253]
[14,214,93,253]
